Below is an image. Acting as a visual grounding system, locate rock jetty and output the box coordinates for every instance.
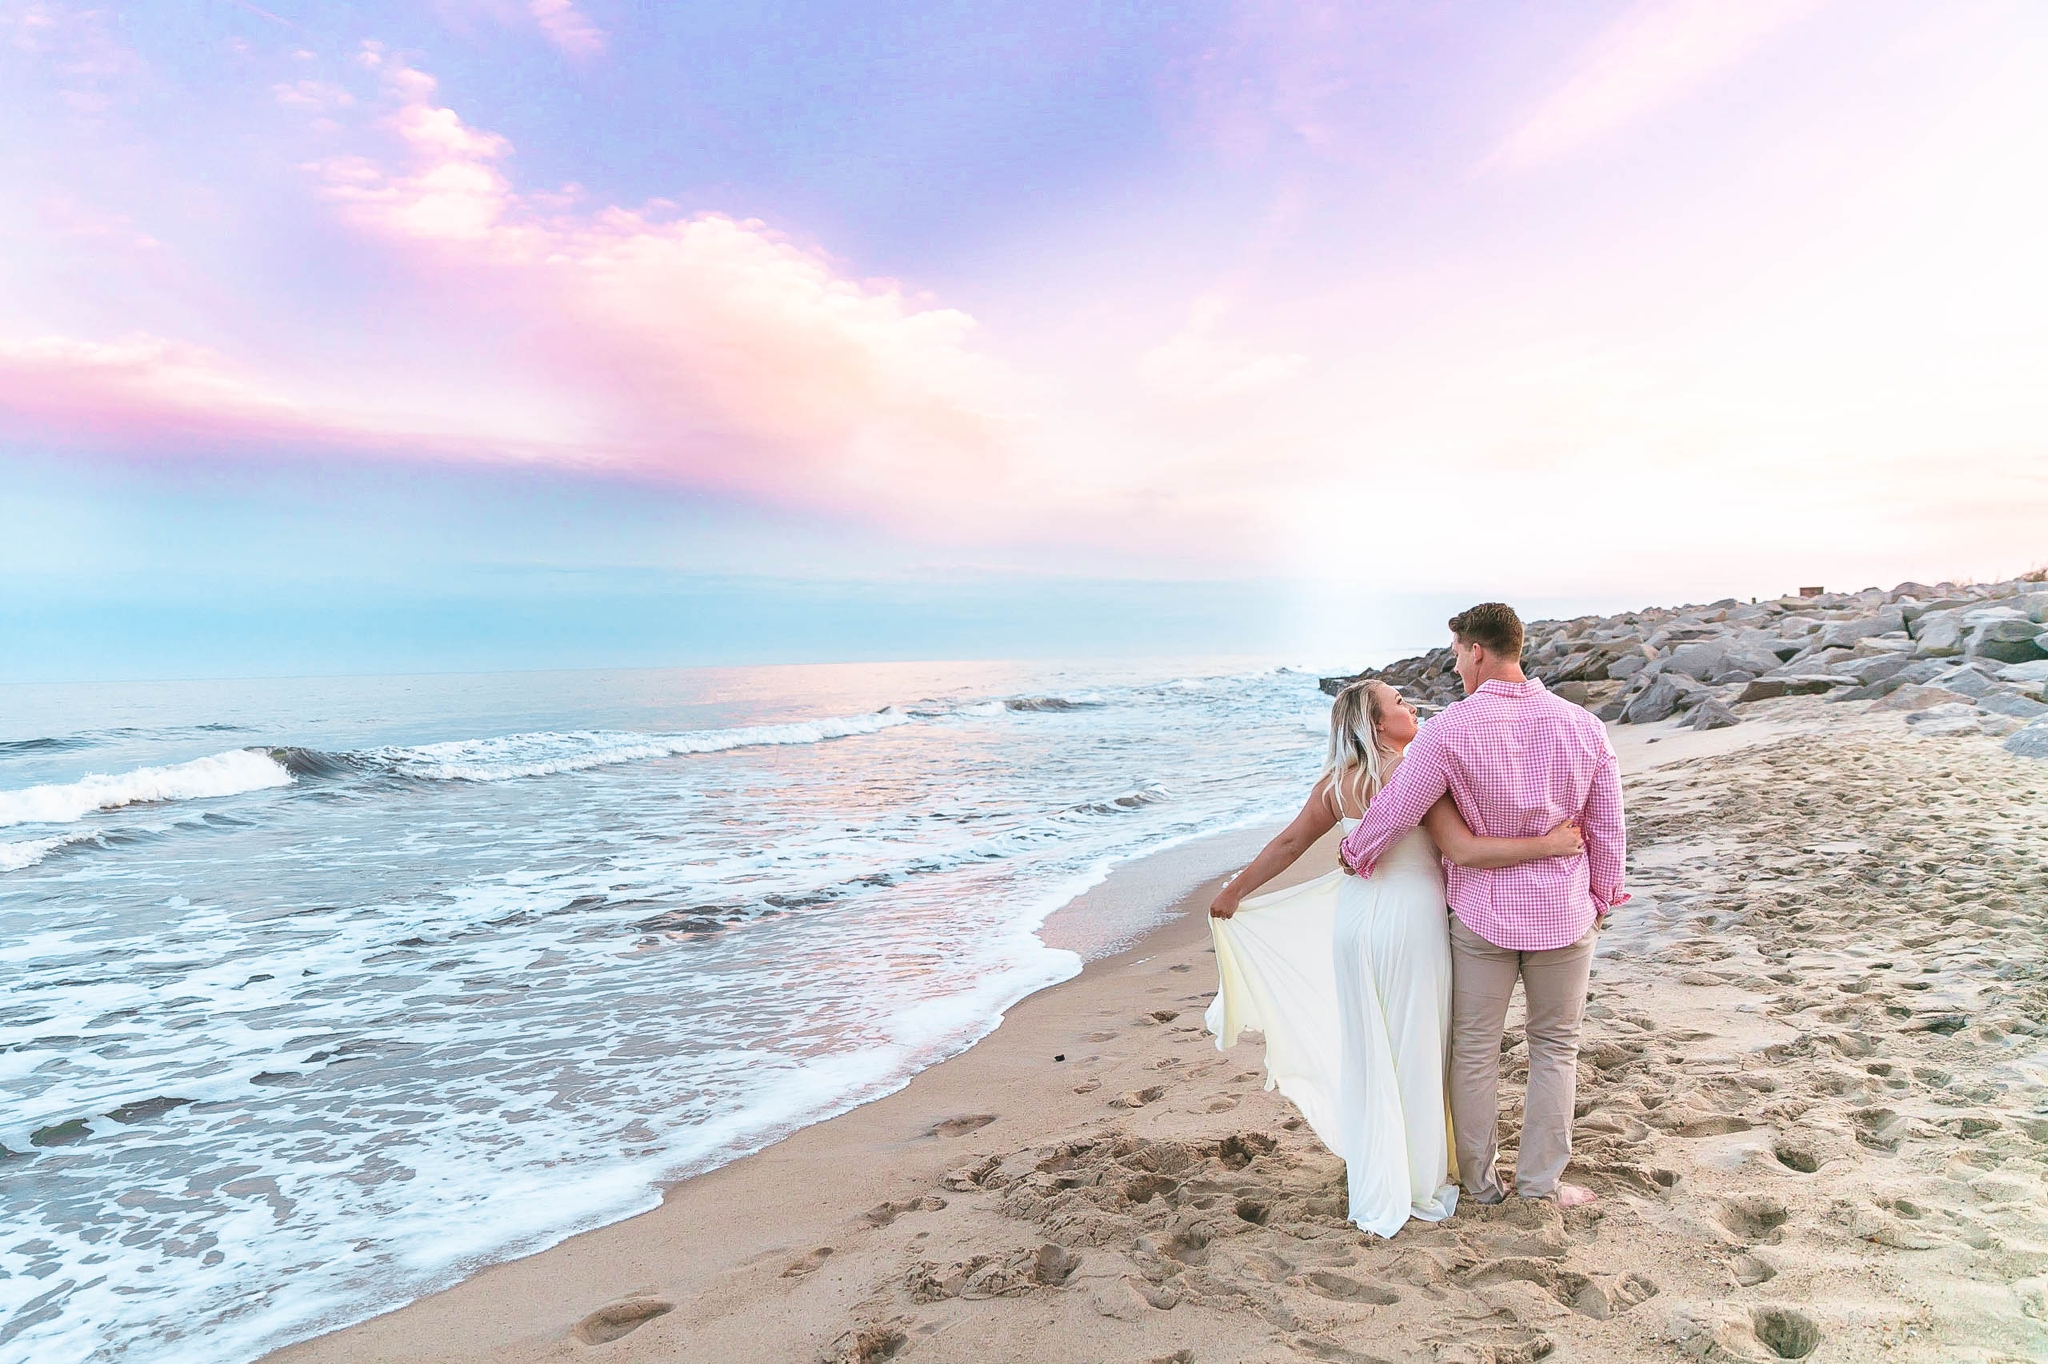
[1321,572,2048,759]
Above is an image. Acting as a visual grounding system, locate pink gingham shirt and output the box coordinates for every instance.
[1339,677,1626,951]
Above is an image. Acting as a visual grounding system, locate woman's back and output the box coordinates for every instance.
[1334,778,1441,885]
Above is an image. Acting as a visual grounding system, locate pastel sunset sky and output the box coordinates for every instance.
[3,0,2043,678]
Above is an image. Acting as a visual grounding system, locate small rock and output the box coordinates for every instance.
[2006,718,2048,759]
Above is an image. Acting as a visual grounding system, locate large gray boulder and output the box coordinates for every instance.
[1910,609,1969,655]
[2001,659,2048,684]
[1831,675,1906,701]
[1781,646,1856,673]
[1736,675,1847,703]
[1830,658,1947,702]
[1967,618,2048,665]
[1681,698,1741,730]
[1814,611,1903,650]
[1619,674,1708,724]
[1662,639,1782,683]
[2006,717,2048,758]
[1928,663,1999,698]
[2019,590,2048,623]
[1901,597,1974,628]
[1979,690,2048,719]
[1835,654,1915,685]
[1871,684,1972,712]
[1906,703,1985,737]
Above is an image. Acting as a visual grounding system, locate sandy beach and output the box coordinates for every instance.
[262,693,2048,1364]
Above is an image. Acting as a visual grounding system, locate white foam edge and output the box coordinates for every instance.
[0,749,292,829]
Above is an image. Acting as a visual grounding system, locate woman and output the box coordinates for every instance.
[1205,680,1581,1237]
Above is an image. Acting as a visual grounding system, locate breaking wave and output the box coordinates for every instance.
[0,832,93,871]
[1003,694,1105,712]
[368,711,918,783]
[0,750,294,829]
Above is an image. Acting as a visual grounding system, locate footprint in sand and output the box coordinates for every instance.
[1423,1320,1553,1364]
[1110,1085,1168,1109]
[930,1113,996,1137]
[824,1320,910,1364]
[1289,1269,1399,1305]
[864,1195,947,1227]
[1750,1305,1823,1359]
[1851,1106,1908,1151]
[782,1246,835,1278]
[571,1298,673,1344]
[1731,1252,1777,1286]
[1288,1332,1384,1362]
[1772,1136,1820,1173]
[1713,1194,1789,1245]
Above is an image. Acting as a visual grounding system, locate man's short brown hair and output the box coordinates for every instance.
[1448,602,1523,658]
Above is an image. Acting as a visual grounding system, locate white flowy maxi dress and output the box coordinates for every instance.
[1205,821,1459,1237]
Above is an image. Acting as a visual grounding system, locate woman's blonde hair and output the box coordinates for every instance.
[1323,680,1392,818]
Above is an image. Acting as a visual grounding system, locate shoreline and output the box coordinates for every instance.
[260,819,1325,1364]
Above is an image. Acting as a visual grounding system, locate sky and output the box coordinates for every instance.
[2,0,2044,679]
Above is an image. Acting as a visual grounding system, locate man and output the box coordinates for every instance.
[1338,602,1626,1207]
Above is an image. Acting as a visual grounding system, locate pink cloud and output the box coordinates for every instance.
[1486,0,1831,170]
[294,52,1027,517]
[527,0,605,59]
[0,333,576,463]
[0,334,323,442]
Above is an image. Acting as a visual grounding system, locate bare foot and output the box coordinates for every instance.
[1555,1183,1598,1208]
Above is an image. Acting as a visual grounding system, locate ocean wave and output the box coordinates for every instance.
[266,747,366,780]
[0,750,294,829]
[1070,784,1171,816]
[0,736,89,757]
[1003,694,1104,712]
[0,832,93,871]
[373,711,917,783]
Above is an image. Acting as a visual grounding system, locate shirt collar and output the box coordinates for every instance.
[1476,677,1546,698]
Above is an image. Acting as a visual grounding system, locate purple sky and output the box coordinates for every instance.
[3,1,2043,677]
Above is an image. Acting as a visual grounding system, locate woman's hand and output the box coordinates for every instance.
[1539,818,1585,858]
[1209,886,1242,919]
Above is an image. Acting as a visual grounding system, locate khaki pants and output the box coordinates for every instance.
[1449,916,1596,1201]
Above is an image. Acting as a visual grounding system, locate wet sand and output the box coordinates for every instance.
[267,697,2048,1364]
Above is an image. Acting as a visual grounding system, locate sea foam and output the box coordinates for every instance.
[373,712,916,782]
[0,748,293,828]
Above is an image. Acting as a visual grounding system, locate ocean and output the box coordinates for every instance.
[0,659,1333,1363]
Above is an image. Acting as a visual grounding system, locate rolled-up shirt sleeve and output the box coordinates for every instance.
[1338,724,1451,874]
[1580,746,1627,909]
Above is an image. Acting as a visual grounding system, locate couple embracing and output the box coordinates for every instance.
[1205,602,1626,1237]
